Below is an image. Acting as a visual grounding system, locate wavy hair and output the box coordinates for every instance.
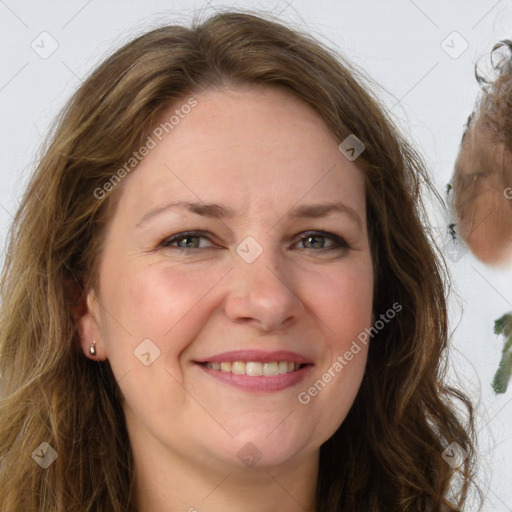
[474,39,512,149]
[0,9,479,511]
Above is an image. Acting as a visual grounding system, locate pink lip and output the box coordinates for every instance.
[193,349,314,393]
[196,363,312,393]
[194,349,313,365]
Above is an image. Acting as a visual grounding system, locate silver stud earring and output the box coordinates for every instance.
[89,341,97,356]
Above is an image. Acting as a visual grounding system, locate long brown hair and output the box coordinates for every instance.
[0,9,479,511]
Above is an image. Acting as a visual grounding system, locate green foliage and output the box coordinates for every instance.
[492,313,512,394]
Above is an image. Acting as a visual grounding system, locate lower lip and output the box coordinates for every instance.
[196,364,312,392]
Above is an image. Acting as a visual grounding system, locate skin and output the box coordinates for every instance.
[78,85,374,512]
[453,117,512,266]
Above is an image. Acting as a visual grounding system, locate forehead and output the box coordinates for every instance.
[112,85,366,222]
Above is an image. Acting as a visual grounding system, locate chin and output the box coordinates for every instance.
[219,427,314,469]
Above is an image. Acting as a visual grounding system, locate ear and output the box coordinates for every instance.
[76,290,107,361]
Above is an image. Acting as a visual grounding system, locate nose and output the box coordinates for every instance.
[224,247,305,332]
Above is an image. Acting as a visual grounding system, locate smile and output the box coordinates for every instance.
[194,349,313,392]
[202,361,304,376]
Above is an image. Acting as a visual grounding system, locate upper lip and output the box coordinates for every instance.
[194,349,313,365]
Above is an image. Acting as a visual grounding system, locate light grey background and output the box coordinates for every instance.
[1,0,511,509]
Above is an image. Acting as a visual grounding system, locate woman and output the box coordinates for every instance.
[0,10,479,511]
[450,39,512,267]
[449,40,512,396]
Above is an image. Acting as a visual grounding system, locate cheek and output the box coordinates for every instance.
[97,260,231,405]
[323,271,372,381]
[304,259,373,400]
[307,259,374,344]
[101,259,225,339]
[95,258,232,395]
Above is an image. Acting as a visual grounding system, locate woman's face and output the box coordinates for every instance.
[453,118,512,266]
[80,85,374,471]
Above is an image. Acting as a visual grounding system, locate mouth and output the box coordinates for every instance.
[194,350,314,392]
[198,360,307,376]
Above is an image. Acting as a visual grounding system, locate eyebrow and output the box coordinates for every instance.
[136,200,362,229]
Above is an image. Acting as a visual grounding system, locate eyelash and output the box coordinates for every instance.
[159,230,350,252]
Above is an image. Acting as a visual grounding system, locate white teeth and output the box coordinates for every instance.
[231,361,245,375]
[263,362,278,376]
[246,362,263,376]
[220,362,232,372]
[278,361,289,374]
[204,360,302,376]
